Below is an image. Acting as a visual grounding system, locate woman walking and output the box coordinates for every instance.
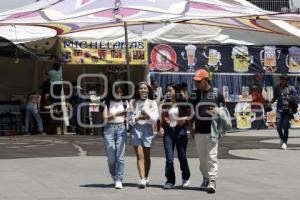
[102,85,128,189]
[128,82,159,189]
[158,83,191,189]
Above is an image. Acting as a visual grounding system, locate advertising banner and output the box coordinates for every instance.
[149,43,300,74]
[60,39,148,65]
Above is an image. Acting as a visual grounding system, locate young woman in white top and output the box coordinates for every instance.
[158,83,191,189]
[128,82,159,188]
[102,85,129,189]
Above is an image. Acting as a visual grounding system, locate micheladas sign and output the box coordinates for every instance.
[60,39,147,65]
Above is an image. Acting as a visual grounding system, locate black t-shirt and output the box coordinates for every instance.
[190,88,225,134]
[273,84,297,112]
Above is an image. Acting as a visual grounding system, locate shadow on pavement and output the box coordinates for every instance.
[80,184,114,188]
[80,183,209,192]
[80,183,164,189]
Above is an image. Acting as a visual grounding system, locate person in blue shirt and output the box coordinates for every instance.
[48,62,63,102]
[269,75,297,150]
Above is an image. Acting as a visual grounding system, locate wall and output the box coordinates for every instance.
[0,57,49,103]
[0,57,34,101]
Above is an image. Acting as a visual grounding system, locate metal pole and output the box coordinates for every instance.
[124,22,130,66]
[124,21,131,86]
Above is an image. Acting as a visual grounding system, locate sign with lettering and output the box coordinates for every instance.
[60,39,148,65]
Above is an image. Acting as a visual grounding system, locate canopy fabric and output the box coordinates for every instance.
[0,25,56,44]
[144,23,300,45]
[61,26,139,41]
[0,0,277,35]
[0,0,299,44]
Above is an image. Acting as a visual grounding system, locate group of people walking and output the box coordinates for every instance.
[102,69,226,193]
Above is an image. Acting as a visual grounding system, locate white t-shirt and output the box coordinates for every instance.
[128,99,159,125]
[168,107,179,127]
[106,100,129,123]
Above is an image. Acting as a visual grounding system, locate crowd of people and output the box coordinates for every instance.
[24,61,63,135]
[23,66,299,193]
[101,69,231,193]
[100,69,299,193]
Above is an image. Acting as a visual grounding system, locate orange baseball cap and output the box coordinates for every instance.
[193,69,209,81]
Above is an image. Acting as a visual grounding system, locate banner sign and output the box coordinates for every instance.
[149,43,300,74]
[60,39,148,65]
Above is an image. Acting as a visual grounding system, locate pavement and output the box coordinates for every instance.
[0,129,300,200]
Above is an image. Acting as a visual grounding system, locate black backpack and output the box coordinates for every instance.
[287,86,298,117]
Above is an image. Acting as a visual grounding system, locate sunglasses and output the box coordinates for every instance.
[235,55,247,59]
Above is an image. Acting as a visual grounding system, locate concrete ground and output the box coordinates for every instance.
[0,129,300,200]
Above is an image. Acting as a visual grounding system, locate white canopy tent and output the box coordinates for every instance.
[141,23,300,45]
[61,26,139,41]
[0,25,56,44]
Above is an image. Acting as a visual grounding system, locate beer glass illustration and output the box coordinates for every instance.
[234,103,255,129]
[202,49,222,70]
[181,44,197,71]
[223,86,229,102]
[291,106,300,128]
[232,46,253,72]
[286,46,300,73]
[260,46,280,72]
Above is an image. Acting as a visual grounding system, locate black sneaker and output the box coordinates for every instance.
[207,180,216,193]
[200,177,209,189]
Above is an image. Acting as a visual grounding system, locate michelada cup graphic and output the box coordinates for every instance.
[266,111,276,123]
[234,103,255,129]
[185,44,197,67]
[260,46,280,69]
[291,106,300,128]
[286,47,300,73]
[208,49,221,66]
[232,46,252,72]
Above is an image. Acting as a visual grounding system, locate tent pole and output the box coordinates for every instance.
[124,21,130,82]
[124,21,131,95]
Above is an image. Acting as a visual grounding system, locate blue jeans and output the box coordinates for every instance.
[163,126,190,184]
[25,103,43,133]
[276,112,290,143]
[103,123,127,182]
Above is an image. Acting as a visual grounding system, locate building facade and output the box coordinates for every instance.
[247,0,291,11]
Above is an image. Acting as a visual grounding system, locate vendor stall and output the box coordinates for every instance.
[148,24,300,130]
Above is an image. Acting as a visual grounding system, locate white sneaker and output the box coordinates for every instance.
[145,177,150,186]
[115,181,123,189]
[139,178,147,189]
[164,182,175,189]
[280,143,287,150]
[182,179,190,187]
[207,180,216,193]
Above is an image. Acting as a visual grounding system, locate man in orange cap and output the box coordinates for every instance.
[189,69,225,193]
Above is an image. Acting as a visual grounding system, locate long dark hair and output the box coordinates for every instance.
[106,84,124,101]
[164,83,188,117]
[133,82,154,100]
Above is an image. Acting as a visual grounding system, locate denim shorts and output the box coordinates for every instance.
[130,123,154,147]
